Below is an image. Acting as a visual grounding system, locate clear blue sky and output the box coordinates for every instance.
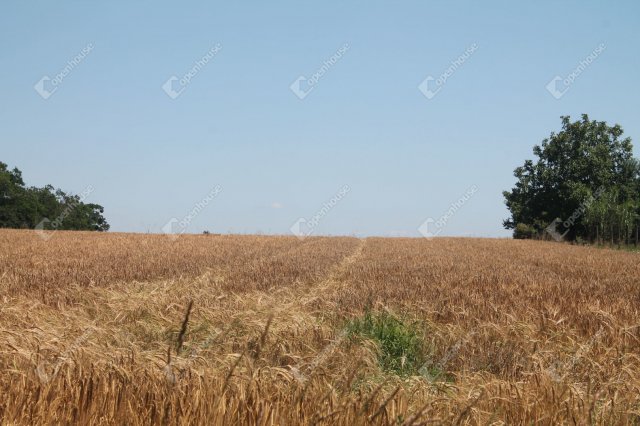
[1,1,639,237]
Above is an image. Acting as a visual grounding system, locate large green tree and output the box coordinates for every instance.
[503,115,639,244]
[0,161,109,232]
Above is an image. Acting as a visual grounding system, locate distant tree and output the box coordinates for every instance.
[503,115,639,244]
[0,163,28,227]
[0,161,110,232]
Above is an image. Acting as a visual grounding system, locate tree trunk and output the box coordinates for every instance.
[611,223,614,246]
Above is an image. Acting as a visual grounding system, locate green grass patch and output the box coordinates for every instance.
[346,309,433,377]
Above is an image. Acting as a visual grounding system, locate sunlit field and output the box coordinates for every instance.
[1,229,639,424]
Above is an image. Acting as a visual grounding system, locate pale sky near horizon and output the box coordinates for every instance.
[1,1,639,237]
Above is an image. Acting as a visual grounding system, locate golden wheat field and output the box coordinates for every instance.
[0,229,639,425]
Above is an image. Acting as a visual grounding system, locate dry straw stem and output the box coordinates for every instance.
[175,300,194,354]
[0,229,639,424]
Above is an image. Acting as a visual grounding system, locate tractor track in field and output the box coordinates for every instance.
[299,238,366,307]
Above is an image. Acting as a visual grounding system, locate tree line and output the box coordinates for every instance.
[503,114,640,245]
[0,161,109,232]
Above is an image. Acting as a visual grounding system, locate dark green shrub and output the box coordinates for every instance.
[513,223,536,239]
